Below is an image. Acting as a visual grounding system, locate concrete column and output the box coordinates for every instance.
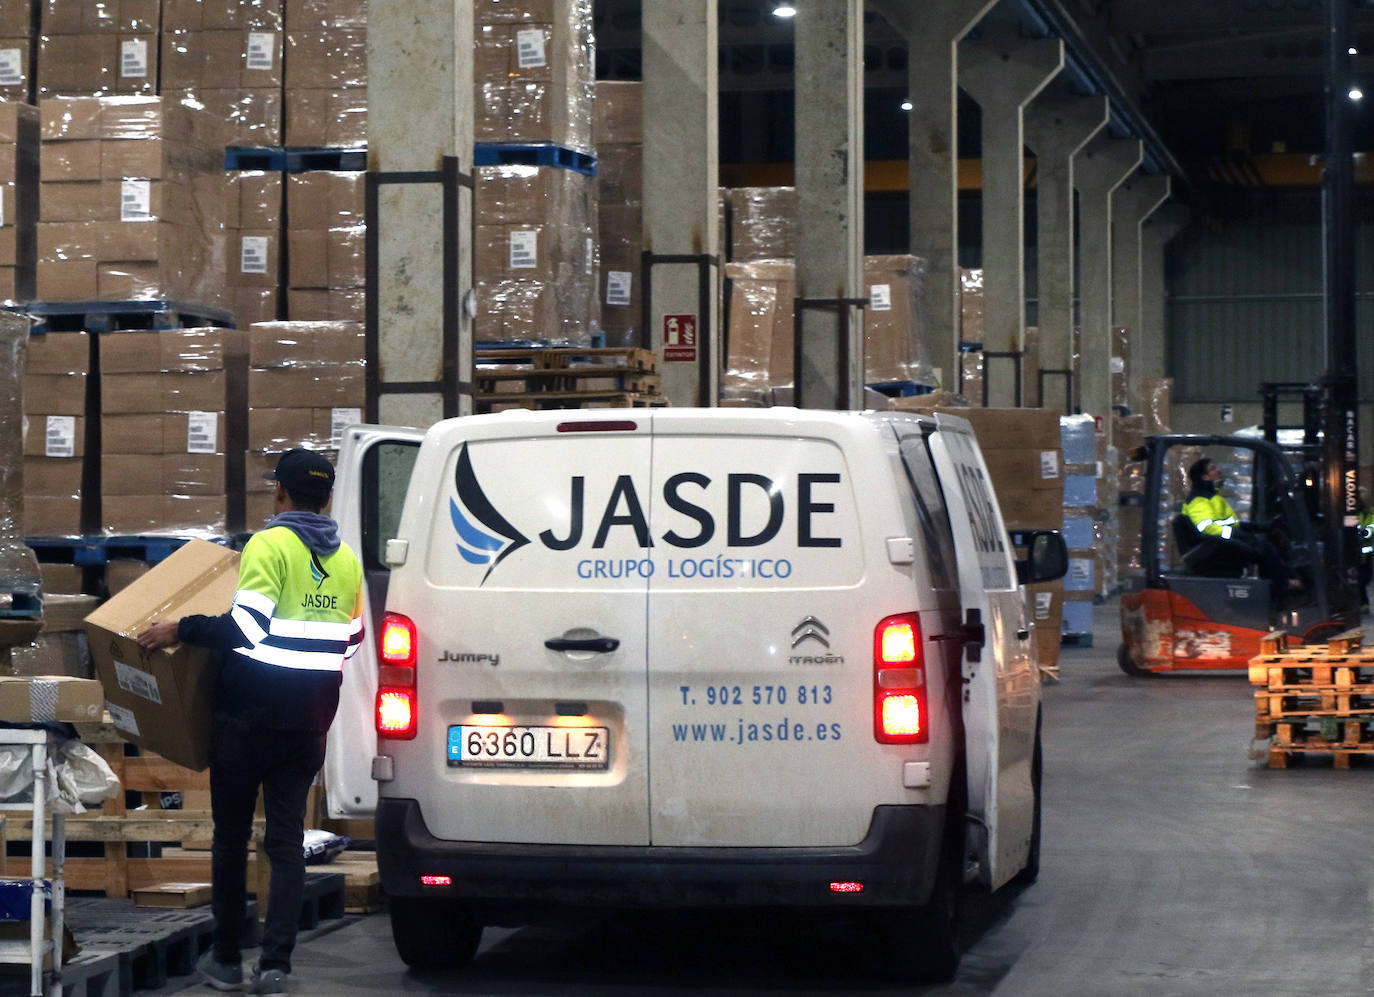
[1140,203,1189,387]
[643,1,719,406]
[367,1,474,426]
[1073,137,1141,434]
[960,27,1063,407]
[869,0,997,392]
[1111,173,1171,412]
[1024,94,1108,410]
[794,0,863,409]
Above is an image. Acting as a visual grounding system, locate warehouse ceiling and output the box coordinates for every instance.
[592,0,1374,190]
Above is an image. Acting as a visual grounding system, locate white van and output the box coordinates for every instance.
[327,407,1066,981]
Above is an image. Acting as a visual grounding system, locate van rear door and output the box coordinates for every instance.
[644,413,877,847]
[326,425,424,819]
[926,414,1038,889]
[397,414,653,846]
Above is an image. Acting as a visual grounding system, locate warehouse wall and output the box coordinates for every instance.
[1166,189,1374,403]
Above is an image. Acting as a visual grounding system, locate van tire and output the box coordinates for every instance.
[1011,721,1043,886]
[388,896,483,970]
[881,833,963,982]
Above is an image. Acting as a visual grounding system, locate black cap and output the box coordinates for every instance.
[1188,458,1212,485]
[263,448,335,504]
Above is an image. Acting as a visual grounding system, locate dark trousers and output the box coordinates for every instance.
[1197,532,1288,603]
[209,717,327,974]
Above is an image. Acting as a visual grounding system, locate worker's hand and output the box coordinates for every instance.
[135,620,180,651]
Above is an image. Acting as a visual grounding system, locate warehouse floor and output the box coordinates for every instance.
[149,597,1374,996]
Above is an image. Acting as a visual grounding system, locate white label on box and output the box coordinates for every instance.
[1068,558,1094,586]
[509,230,538,269]
[331,407,362,446]
[240,235,269,274]
[586,237,595,272]
[246,32,275,71]
[187,411,218,453]
[1034,591,1053,620]
[0,48,21,87]
[113,659,162,705]
[121,38,148,78]
[869,283,892,311]
[516,28,547,69]
[45,415,76,458]
[1039,449,1059,479]
[106,701,140,736]
[606,271,633,307]
[1110,356,1125,374]
[121,180,152,221]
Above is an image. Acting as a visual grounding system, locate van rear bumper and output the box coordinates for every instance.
[376,797,947,914]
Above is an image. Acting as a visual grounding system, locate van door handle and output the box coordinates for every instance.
[545,637,620,653]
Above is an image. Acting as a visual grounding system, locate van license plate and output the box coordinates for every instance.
[448,725,611,770]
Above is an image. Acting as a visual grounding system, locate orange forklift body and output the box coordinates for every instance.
[1120,588,1266,673]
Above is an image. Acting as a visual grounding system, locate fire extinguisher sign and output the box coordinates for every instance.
[662,314,698,362]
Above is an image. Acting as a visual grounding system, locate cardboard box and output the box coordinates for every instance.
[247,320,363,368]
[101,494,228,534]
[101,371,228,414]
[285,0,366,29]
[248,364,364,408]
[8,632,94,679]
[287,170,363,228]
[286,287,364,322]
[594,80,642,145]
[0,37,30,97]
[230,286,280,326]
[22,414,86,457]
[39,562,85,595]
[284,29,366,89]
[104,558,149,593]
[0,675,103,723]
[132,881,213,908]
[248,406,351,450]
[84,539,239,770]
[286,227,365,288]
[932,407,1062,451]
[282,86,366,147]
[164,0,284,32]
[980,448,1063,491]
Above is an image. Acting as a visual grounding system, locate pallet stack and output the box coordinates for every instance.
[1250,629,1374,769]
[475,345,665,412]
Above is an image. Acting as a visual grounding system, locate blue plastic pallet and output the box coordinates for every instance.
[868,380,935,398]
[474,142,597,176]
[225,145,367,173]
[26,535,231,567]
[25,300,235,334]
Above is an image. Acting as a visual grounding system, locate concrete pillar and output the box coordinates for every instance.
[1073,137,1141,434]
[869,0,997,392]
[1111,173,1171,413]
[1140,203,1190,388]
[794,0,863,409]
[960,27,1063,407]
[367,1,474,426]
[1024,94,1108,410]
[643,1,719,406]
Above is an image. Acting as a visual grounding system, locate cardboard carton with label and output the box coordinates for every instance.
[83,539,239,771]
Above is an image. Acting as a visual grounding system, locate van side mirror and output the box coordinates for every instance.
[1014,530,1069,585]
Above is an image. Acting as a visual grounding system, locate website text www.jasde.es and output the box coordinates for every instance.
[670,717,843,745]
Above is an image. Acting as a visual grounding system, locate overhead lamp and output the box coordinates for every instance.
[900,100,914,111]
[1350,47,1359,56]
[1351,87,1365,101]
[773,4,796,17]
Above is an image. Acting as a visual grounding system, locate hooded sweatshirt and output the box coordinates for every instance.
[178,513,363,732]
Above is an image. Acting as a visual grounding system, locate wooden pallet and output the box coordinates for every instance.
[475,346,659,373]
[476,366,662,396]
[1254,688,1374,721]
[1250,630,1374,769]
[478,390,670,413]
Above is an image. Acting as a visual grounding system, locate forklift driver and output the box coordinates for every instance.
[1183,457,1292,604]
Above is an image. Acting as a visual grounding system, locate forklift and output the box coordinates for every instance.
[1116,430,1355,675]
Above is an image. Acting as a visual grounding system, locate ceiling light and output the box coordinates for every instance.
[773,4,796,17]
[900,100,913,111]
[1350,47,1359,56]
[1351,87,1365,101]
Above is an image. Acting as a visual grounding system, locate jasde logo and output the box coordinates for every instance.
[448,443,846,586]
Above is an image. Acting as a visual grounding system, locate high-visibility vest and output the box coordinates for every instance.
[1183,492,1240,540]
[229,526,364,673]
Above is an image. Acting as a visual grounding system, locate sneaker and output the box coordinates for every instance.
[248,965,288,996]
[196,949,243,991]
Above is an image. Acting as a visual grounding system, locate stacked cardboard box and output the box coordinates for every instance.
[37,0,158,98]
[0,0,32,100]
[474,0,594,154]
[37,96,228,304]
[245,319,364,524]
[21,331,92,536]
[283,0,366,147]
[1060,414,1098,639]
[161,0,284,146]
[8,593,98,677]
[594,80,640,348]
[99,327,247,535]
[474,164,596,344]
[286,170,364,322]
[226,169,282,325]
[724,187,796,262]
[721,256,933,403]
[0,101,37,302]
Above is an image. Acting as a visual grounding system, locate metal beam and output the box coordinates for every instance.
[1112,0,1374,36]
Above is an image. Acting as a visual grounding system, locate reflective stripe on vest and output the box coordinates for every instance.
[231,588,362,673]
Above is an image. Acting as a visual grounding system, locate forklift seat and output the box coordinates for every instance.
[1171,513,1244,578]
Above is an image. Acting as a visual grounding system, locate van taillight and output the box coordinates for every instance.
[874,613,927,744]
[377,612,418,740]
